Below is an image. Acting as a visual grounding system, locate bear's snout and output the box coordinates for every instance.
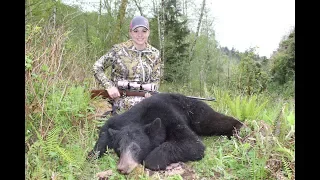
[117,152,139,174]
[117,144,140,174]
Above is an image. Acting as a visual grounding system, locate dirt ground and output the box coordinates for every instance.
[96,162,199,180]
[144,162,198,180]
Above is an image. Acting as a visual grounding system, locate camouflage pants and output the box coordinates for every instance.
[112,96,145,113]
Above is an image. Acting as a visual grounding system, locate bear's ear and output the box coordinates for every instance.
[144,118,162,133]
[108,128,119,136]
[152,118,162,128]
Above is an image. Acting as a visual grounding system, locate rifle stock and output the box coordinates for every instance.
[90,89,158,99]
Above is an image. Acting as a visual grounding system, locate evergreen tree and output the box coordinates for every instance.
[162,0,190,82]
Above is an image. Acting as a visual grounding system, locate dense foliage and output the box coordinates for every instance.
[268,28,295,97]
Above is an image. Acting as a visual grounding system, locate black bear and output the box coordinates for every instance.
[88,93,243,174]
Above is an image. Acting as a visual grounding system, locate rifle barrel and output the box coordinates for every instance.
[185,96,216,101]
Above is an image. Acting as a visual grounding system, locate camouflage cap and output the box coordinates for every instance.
[130,16,149,30]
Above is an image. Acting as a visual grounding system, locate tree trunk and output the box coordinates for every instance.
[104,0,112,15]
[97,0,101,34]
[111,0,128,45]
[205,14,209,84]
[185,0,187,15]
[217,53,220,87]
[157,9,162,58]
[104,0,113,44]
[85,13,90,57]
[160,0,165,64]
[187,0,205,83]
[189,0,206,62]
[227,57,230,88]
[133,0,145,17]
[182,0,184,15]
[52,0,57,29]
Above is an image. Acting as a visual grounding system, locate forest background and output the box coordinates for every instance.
[25,0,295,179]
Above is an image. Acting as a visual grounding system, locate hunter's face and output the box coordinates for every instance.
[130,27,150,49]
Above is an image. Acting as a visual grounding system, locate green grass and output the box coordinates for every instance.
[25,83,295,180]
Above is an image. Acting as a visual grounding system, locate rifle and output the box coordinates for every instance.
[90,89,216,101]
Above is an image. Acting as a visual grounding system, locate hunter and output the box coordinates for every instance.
[92,15,163,114]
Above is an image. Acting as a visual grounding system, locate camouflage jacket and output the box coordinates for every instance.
[92,39,163,111]
[93,39,163,90]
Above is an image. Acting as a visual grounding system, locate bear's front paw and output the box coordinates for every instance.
[144,150,169,171]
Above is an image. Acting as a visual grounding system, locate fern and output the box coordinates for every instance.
[284,107,295,140]
[56,146,75,165]
[273,103,295,142]
[244,95,256,119]
[252,98,268,119]
[44,126,61,154]
[226,95,242,120]
[226,94,269,121]
[286,110,295,126]
[247,150,257,180]
[275,142,295,161]
[225,94,235,115]
[247,149,267,180]
[27,121,51,179]
[42,126,77,166]
[235,96,242,120]
[282,156,293,179]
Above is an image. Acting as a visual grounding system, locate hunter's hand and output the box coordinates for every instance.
[106,87,120,99]
[145,92,152,98]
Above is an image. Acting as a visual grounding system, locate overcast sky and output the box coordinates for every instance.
[62,0,295,58]
[206,0,295,58]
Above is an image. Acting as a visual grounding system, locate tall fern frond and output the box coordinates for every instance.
[285,110,295,126]
[248,150,257,180]
[56,146,75,165]
[252,98,268,119]
[244,95,256,119]
[43,126,61,154]
[235,96,242,120]
[249,161,255,179]
[225,94,235,114]
[27,119,51,164]
[275,139,295,161]
[43,126,77,166]
[282,156,293,179]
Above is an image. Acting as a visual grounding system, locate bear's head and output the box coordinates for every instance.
[108,118,166,174]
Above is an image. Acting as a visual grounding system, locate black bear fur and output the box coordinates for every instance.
[88,93,243,174]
